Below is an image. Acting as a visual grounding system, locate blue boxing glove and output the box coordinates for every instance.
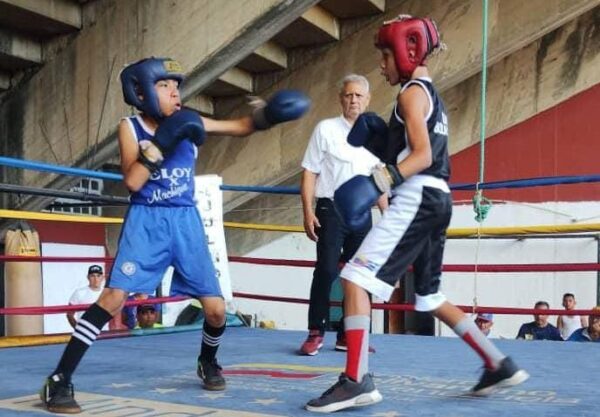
[334,165,404,231]
[138,108,205,172]
[334,176,381,231]
[252,89,311,130]
[348,112,391,163]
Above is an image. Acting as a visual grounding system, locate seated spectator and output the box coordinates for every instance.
[516,301,562,341]
[567,306,600,342]
[557,293,588,340]
[134,303,164,329]
[474,313,495,338]
[122,293,161,329]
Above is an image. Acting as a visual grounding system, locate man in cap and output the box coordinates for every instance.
[475,313,494,338]
[66,265,105,329]
[135,302,164,329]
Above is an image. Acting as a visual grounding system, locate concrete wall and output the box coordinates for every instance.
[204,1,600,211]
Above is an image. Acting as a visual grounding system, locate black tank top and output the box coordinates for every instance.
[387,78,450,180]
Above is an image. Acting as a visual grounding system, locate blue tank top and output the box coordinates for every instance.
[126,116,197,207]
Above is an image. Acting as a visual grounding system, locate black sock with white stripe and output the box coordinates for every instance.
[52,303,112,381]
[199,320,225,363]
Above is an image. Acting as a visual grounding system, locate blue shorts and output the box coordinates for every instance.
[108,205,222,298]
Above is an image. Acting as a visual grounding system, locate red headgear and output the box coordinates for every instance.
[375,16,441,83]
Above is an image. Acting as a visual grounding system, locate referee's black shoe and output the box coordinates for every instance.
[40,373,82,414]
[471,356,529,396]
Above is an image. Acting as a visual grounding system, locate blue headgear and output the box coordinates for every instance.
[120,57,184,120]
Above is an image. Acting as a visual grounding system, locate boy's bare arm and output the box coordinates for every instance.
[118,120,151,192]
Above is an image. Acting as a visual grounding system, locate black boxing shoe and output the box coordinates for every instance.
[471,356,529,396]
[39,373,82,414]
[197,357,226,391]
[305,373,382,413]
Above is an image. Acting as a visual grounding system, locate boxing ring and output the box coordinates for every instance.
[1,152,600,417]
[0,326,597,417]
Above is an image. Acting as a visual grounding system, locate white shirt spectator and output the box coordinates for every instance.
[69,286,107,330]
[302,115,381,199]
[560,314,583,340]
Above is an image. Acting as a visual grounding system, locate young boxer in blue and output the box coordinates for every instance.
[40,57,309,413]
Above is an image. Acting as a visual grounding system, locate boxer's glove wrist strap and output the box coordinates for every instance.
[138,140,163,173]
[372,164,404,193]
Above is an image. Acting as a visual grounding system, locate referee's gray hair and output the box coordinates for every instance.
[339,74,370,93]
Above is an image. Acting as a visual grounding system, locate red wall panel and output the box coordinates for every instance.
[30,220,106,246]
[451,83,600,202]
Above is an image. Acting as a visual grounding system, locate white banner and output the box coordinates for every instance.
[194,175,233,301]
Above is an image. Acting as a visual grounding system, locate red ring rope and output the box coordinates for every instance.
[1,255,599,272]
[1,255,597,317]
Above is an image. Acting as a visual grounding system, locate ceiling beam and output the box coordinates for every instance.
[273,4,340,47]
[0,28,42,70]
[218,67,254,94]
[186,95,214,117]
[237,41,288,73]
[0,0,81,31]
[320,0,385,19]
[301,5,339,40]
[0,71,10,90]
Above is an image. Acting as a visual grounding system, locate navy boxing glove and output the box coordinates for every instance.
[334,165,404,231]
[334,176,382,231]
[252,89,311,130]
[138,108,205,172]
[348,112,391,162]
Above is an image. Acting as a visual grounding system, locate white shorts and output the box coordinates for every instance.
[341,175,451,311]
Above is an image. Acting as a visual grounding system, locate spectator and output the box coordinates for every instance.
[134,303,164,329]
[557,293,588,340]
[567,306,600,342]
[516,301,562,341]
[66,265,105,329]
[122,293,161,329]
[299,74,387,355]
[475,313,494,338]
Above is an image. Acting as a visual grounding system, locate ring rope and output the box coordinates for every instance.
[2,155,600,194]
[232,293,600,317]
[471,0,491,315]
[3,254,600,272]
[2,208,600,236]
[0,295,187,316]
[0,209,123,224]
[0,183,129,205]
[1,292,596,318]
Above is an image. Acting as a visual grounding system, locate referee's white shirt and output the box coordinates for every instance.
[301,115,381,199]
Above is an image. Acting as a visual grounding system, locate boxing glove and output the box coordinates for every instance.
[334,175,382,231]
[334,165,404,231]
[347,112,390,162]
[138,108,205,172]
[252,89,311,130]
